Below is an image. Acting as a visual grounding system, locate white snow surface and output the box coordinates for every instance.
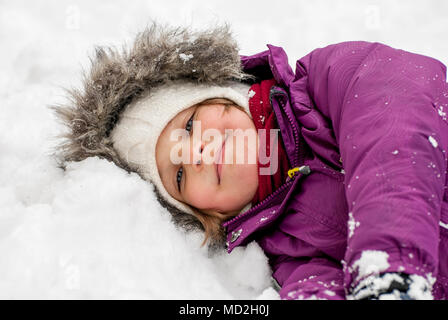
[1,0,448,299]
[429,135,439,148]
[352,250,390,281]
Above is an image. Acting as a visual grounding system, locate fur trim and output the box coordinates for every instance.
[51,23,252,248]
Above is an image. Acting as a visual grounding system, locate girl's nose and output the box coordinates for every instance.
[191,141,204,166]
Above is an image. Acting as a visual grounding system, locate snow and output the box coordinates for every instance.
[437,106,446,119]
[0,157,273,299]
[248,90,256,98]
[440,221,448,230]
[347,212,360,238]
[428,135,438,148]
[407,274,433,300]
[1,0,448,299]
[179,53,194,63]
[324,290,336,297]
[352,250,390,281]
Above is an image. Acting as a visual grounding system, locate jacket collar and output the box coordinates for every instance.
[241,45,295,88]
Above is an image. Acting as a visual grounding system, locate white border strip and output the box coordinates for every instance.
[440,221,448,230]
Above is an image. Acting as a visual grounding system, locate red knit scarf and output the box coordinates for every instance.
[249,79,290,206]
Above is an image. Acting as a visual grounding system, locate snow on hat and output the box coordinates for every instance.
[110,81,251,215]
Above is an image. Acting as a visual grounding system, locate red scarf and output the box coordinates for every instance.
[249,79,290,206]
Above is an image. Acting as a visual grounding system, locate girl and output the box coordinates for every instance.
[53,24,448,300]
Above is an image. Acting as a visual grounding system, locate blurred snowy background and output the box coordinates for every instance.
[0,0,447,299]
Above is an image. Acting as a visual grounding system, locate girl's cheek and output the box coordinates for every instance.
[185,179,214,205]
[189,190,216,208]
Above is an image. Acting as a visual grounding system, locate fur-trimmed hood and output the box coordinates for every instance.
[52,23,252,248]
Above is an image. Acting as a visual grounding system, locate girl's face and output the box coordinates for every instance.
[156,103,259,219]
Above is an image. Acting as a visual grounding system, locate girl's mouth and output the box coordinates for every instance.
[216,135,228,184]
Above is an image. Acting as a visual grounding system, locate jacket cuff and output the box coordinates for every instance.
[344,248,437,298]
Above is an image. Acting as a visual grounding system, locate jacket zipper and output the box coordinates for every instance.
[270,86,304,168]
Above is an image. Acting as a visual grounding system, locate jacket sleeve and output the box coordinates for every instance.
[302,41,448,294]
[271,254,345,300]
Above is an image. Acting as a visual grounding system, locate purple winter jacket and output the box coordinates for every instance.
[222,41,448,300]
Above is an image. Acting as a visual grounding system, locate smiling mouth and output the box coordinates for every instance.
[216,135,228,184]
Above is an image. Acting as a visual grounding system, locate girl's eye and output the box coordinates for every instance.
[177,110,195,192]
[176,167,183,191]
[185,111,195,133]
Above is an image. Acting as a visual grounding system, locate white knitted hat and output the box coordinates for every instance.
[110,81,252,215]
